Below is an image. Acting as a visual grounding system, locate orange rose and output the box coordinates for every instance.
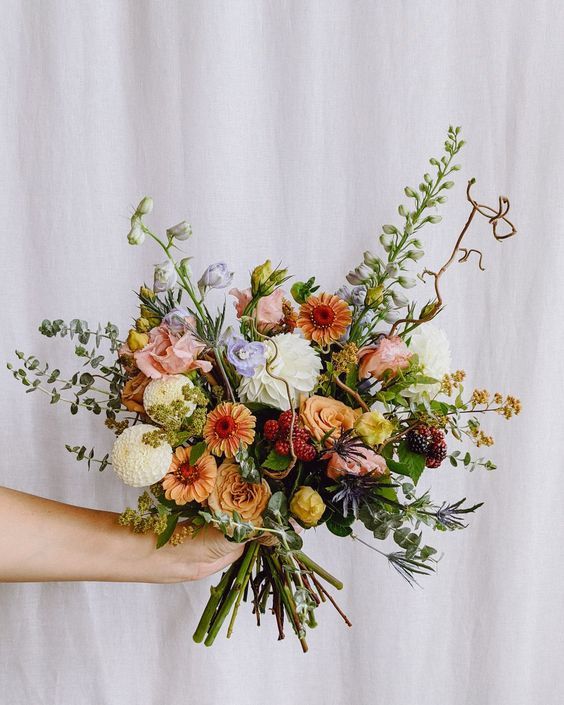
[300,395,360,443]
[121,371,151,414]
[208,459,271,525]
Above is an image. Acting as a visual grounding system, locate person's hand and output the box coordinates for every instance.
[168,524,245,582]
[0,487,245,584]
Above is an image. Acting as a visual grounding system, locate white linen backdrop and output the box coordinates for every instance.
[1,1,562,703]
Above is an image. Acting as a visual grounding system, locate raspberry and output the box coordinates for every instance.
[292,427,310,442]
[297,443,317,462]
[407,426,433,455]
[263,419,279,441]
[278,410,296,435]
[274,439,291,456]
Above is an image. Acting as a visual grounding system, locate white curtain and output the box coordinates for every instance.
[1,1,562,703]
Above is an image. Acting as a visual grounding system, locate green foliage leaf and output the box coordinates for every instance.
[190,441,207,465]
[156,514,179,549]
[387,441,426,484]
[262,450,291,472]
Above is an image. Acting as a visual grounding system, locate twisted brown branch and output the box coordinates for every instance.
[389,179,517,337]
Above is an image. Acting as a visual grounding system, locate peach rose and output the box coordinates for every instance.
[121,371,151,414]
[207,459,271,525]
[229,287,285,333]
[300,395,360,443]
[134,321,212,379]
[358,336,412,380]
[326,447,388,480]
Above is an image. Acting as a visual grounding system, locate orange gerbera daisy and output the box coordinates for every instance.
[162,445,218,504]
[203,402,256,458]
[297,292,352,346]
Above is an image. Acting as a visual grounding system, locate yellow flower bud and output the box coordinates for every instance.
[140,286,155,301]
[290,486,325,527]
[365,286,384,306]
[251,260,273,296]
[139,305,161,328]
[127,329,149,352]
[135,317,152,333]
[355,411,394,447]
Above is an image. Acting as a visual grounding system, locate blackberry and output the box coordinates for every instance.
[426,439,447,467]
[429,427,445,444]
[407,426,433,455]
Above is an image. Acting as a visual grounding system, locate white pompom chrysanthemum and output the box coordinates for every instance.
[142,375,196,423]
[404,324,451,401]
[238,333,322,410]
[111,424,172,487]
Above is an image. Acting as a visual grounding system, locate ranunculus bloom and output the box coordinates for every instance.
[357,336,412,380]
[207,459,271,525]
[326,447,388,480]
[300,395,360,443]
[290,486,326,526]
[121,371,151,414]
[134,321,212,379]
[229,287,285,333]
[355,411,394,446]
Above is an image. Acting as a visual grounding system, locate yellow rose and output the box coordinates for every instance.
[290,486,326,527]
[126,328,149,352]
[207,459,271,525]
[300,395,361,443]
[355,411,394,446]
[251,259,273,295]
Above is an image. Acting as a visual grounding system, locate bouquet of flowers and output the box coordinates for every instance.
[9,127,520,651]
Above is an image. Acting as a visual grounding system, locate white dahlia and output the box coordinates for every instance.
[237,333,322,410]
[111,424,172,487]
[142,375,196,423]
[404,324,451,401]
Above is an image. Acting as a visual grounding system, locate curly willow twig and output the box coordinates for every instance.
[389,179,517,337]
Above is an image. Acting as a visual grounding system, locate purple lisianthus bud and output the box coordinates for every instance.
[163,307,191,335]
[198,262,234,294]
[226,336,267,377]
[153,260,177,293]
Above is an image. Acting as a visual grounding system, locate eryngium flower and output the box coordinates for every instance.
[237,333,322,411]
[111,424,172,487]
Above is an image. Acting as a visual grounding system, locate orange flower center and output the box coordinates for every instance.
[177,462,200,485]
[214,416,237,439]
[311,304,336,328]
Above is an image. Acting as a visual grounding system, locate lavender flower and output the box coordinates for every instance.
[153,260,177,293]
[198,262,234,294]
[163,307,191,335]
[226,335,267,377]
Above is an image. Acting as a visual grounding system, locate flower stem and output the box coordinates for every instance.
[204,542,259,646]
[192,560,239,643]
[226,542,260,638]
[294,551,343,590]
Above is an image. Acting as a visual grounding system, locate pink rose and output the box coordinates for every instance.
[326,447,388,480]
[358,336,412,380]
[134,321,212,379]
[229,288,285,333]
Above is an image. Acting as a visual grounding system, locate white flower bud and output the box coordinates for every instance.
[383,309,402,323]
[398,276,417,289]
[127,218,145,245]
[363,251,382,269]
[385,263,399,278]
[154,260,178,292]
[167,221,192,241]
[135,197,153,216]
[379,233,394,250]
[406,250,425,261]
[391,290,409,307]
[346,264,371,286]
